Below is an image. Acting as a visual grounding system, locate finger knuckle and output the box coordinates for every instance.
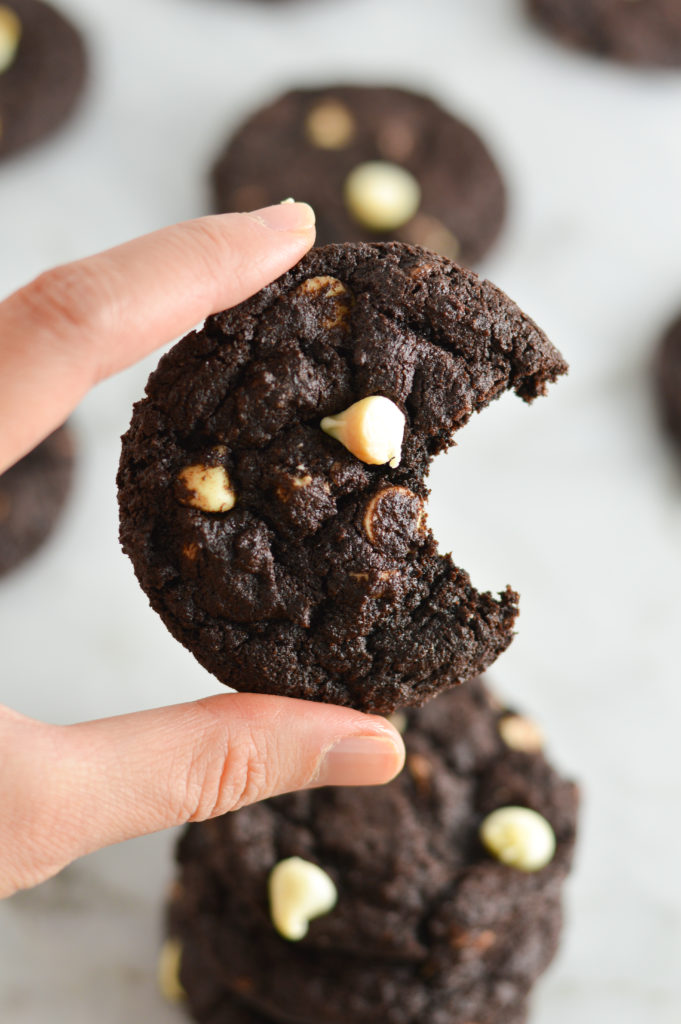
[179,707,274,823]
[0,721,70,897]
[15,262,117,350]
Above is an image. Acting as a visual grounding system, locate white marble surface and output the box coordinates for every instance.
[1,0,681,1020]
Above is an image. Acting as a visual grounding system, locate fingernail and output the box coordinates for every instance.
[248,202,316,232]
[314,734,404,788]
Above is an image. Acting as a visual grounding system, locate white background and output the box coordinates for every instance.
[1,0,681,1021]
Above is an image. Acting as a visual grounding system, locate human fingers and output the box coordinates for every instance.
[0,693,404,898]
[0,203,316,472]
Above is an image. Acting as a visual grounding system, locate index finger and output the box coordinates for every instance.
[0,203,316,472]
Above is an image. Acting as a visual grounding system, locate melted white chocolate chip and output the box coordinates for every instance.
[362,486,423,546]
[268,856,338,941]
[321,396,405,468]
[296,275,351,328]
[177,464,236,513]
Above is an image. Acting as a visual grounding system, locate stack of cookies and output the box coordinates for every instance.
[118,239,578,1023]
[162,681,578,1024]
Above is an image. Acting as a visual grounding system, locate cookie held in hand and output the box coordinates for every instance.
[118,242,567,713]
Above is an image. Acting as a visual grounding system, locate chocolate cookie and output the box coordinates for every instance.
[0,423,75,576]
[164,679,579,1024]
[0,0,86,160]
[654,309,681,450]
[117,242,567,713]
[528,0,681,66]
[212,86,506,266]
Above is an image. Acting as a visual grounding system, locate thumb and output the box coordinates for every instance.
[0,694,404,897]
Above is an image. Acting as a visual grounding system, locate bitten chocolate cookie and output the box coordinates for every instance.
[528,0,681,66]
[118,242,567,713]
[0,423,75,576]
[163,679,579,1024]
[0,0,86,160]
[654,309,681,450]
[212,86,506,266]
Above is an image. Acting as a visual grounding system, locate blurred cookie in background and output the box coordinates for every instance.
[212,86,506,266]
[162,679,578,1024]
[654,309,681,453]
[0,0,87,161]
[0,423,75,576]
[528,0,681,67]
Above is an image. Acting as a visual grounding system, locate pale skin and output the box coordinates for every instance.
[0,202,405,900]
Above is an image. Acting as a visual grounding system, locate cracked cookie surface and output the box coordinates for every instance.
[117,242,567,713]
[167,680,579,1024]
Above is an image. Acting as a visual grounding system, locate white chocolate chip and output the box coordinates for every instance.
[177,464,236,513]
[296,275,351,328]
[498,715,544,754]
[305,99,356,149]
[157,939,185,1004]
[321,396,405,468]
[344,161,421,232]
[268,856,337,941]
[479,807,556,873]
[296,275,348,300]
[0,5,21,74]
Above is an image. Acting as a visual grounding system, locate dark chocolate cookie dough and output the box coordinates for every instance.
[0,423,74,576]
[528,0,681,66]
[165,679,579,1024]
[118,242,566,713]
[212,86,506,266]
[654,309,681,450]
[0,0,86,160]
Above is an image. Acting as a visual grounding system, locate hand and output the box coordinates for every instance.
[0,204,405,900]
